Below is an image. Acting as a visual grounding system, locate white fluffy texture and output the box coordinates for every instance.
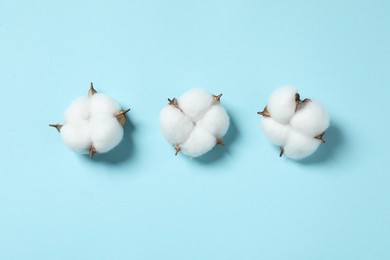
[197,105,229,138]
[290,100,330,137]
[267,85,297,124]
[159,105,194,144]
[181,127,216,157]
[284,130,321,160]
[64,97,90,123]
[89,93,121,117]
[60,93,124,154]
[178,88,214,122]
[60,122,91,153]
[261,117,291,146]
[159,88,230,157]
[261,86,330,160]
[90,115,124,153]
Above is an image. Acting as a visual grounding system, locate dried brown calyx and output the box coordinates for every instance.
[174,144,181,156]
[295,93,312,112]
[213,93,223,102]
[257,106,271,117]
[216,138,224,146]
[49,124,63,132]
[315,132,326,143]
[88,82,97,96]
[115,109,131,127]
[168,98,182,112]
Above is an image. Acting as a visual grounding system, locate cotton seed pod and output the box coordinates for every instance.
[159,88,230,158]
[50,83,130,159]
[258,86,330,160]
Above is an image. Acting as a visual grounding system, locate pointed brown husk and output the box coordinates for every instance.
[174,144,181,156]
[257,106,271,117]
[213,93,223,102]
[88,82,97,96]
[49,124,63,132]
[116,109,131,126]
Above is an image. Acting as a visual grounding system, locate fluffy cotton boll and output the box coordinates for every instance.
[180,127,217,157]
[89,93,121,117]
[197,104,230,138]
[159,105,194,144]
[60,121,92,153]
[290,100,330,137]
[64,97,90,123]
[90,115,124,153]
[160,88,230,157]
[261,117,291,146]
[267,85,297,124]
[284,131,321,159]
[178,88,214,122]
[51,83,130,159]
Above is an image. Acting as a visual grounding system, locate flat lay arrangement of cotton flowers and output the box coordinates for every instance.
[258,86,330,160]
[159,88,230,158]
[50,83,130,159]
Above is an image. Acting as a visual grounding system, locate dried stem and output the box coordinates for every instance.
[88,82,97,96]
[115,108,131,126]
[174,144,181,156]
[168,98,182,111]
[49,124,63,132]
[295,94,311,112]
[257,106,270,117]
[213,93,223,102]
[216,138,224,146]
[279,147,284,157]
[315,132,326,143]
[89,146,96,159]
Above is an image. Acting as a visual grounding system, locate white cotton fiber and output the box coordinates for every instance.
[64,97,90,123]
[160,88,230,158]
[159,105,194,145]
[290,100,329,136]
[261,117,291,146]
[267,85,297,124]
[89,93,121,117]
[181,127,216,157]
[259,86,330,159]
[178,88,214,122]
[52,84,128,157]
[90,115,124,153]
[283,131,321,160]
[197,104,230,138]
[60,121,92,153]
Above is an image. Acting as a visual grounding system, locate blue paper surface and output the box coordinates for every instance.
[0,0,389,259]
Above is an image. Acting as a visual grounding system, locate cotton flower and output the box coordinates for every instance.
[50,83,130,159]
[159,88,230,157]
[258,85,329,160]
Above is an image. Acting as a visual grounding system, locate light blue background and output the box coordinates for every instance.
[1,0,389,259]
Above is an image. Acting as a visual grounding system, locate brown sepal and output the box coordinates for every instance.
[88,82,97,96]
[213,93,223,102]
[216,138,225,146]
[315,132,326,143]
[49,124,63,132]
[89,146,96,159]
[257,106,271,117]
[116,108,131,126]
[174,144,181,156]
